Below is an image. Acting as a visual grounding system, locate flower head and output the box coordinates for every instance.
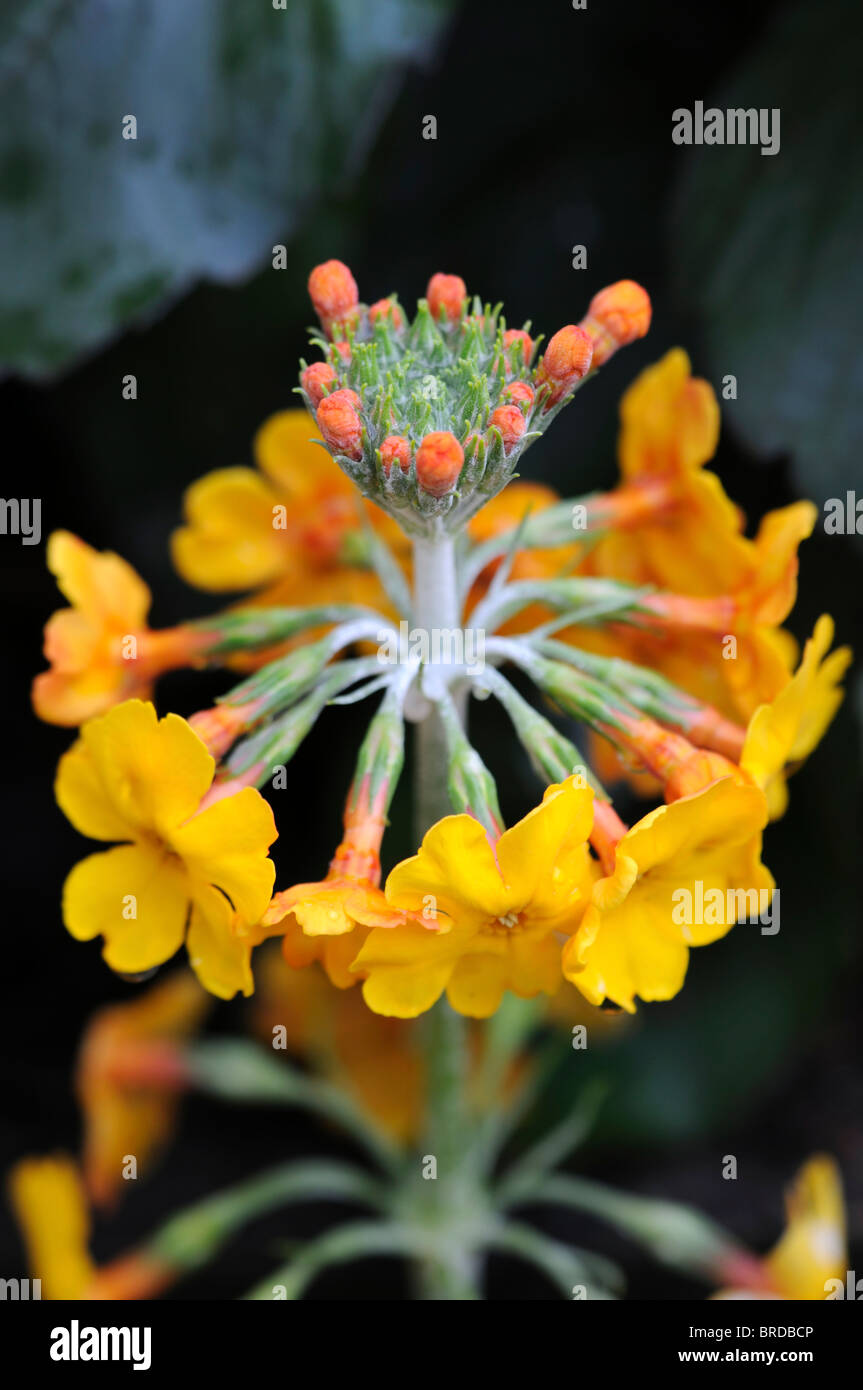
[57,699,277,996]
[563,779,772,1012]
[33,532,203,727]
[355,777,594,1018]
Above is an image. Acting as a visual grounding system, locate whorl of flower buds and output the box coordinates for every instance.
[427,273,467,324]
[535,325,594,408]
[502,380,535,409]
[502,328,534,370]
[316,389,363,461]
[580,280,651,367]
[379,435,411,477]
[307,259,360,338]
[415,431,464,497]
[300,361,338,408]
[489,405,527,455]
[368,298,404,329]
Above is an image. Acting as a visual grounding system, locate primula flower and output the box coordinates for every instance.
[562,779,773,1012]
[741,614,851,819]
[354,777,595,1019]
[56,699,277,997]
[171,408,405,604]
[33,531,206,727]
[714,1156,847,1300]
[76,971,210,1208]
[261,778,413,989]
[8,1156,172,1299]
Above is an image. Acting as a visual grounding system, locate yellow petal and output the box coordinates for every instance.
[765,1156,847,1299]
[172,468,292,592]
[355,922,467,1018]
[62,843,189,973]
[385,815,508,927]
[47,531,151,628]
[186,887,255,999]
[7,1156,97,1299]
[74,701,215,841]
[496,778,593,917]
[55,737,139,843]
[171,787,277,924]
[254,409,344,496]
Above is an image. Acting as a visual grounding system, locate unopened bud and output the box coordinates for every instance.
[316,389,363,461]
[369,298,404,329]
[502,380,535,409]
[580,280,651,367]
[502,328,534,370]
[307,259,360,337]
[535,325,594,407]
[427,272,467,324]
[380,434,411,476]
[301,361,338,407]
[489,404,526,454]
[332,340,352,364]
[415,431,464,497]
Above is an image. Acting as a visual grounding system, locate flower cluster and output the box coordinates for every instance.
[32,263,849,1026]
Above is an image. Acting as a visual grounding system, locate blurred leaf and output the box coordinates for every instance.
[0,0,454,377]
[673,0,863,503]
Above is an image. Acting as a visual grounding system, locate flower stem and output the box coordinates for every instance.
[410,533,482,1300]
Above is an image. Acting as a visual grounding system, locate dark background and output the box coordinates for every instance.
[0,0,860,1297]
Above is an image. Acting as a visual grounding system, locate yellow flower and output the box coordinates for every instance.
[32,531,204,727]
[764,1156,847,1300]
[7,1156,172,1299]
[714,1156,848,1300]
[76,971,210,1208]
[742,614,851,819]
[586,350,754,596]
[172,408,406,599]
[562,779,773,1012]
[354,777,594,1019]
[56,699,277,997]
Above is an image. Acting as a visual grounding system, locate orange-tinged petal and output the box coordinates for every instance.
[618,349,719,480]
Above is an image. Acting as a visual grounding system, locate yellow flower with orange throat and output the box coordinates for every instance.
[562,777,773,1012]
[32,531,207,727]
[56,699,277,997]
[354,776,595,1019]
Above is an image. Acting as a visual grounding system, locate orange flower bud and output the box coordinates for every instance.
[580,280,651,367]
[489,404,526,454]
[427,272,467,323]
[380,434,411,476]
[535,324,594,407]
[369,298,404,329]
[307,259,359,336]
[415,431,464,497]
[502,328,534,369]
[316,390,363,460]
[332,340,352,364]
[502,380,535,409]
[300,361,338,407]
